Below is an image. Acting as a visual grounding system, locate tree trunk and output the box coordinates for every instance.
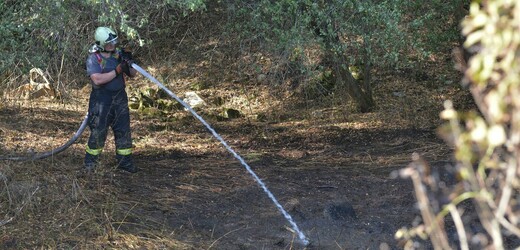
[331,53,375,113]
[316,17,375,112]
[319,47,375,112]
[362,47,373,105]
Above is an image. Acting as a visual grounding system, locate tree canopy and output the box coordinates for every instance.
[1,0,462,111]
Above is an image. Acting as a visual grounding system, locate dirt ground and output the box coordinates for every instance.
[0,37,469,248]
[0,82,458,249]
[125,119,449,249]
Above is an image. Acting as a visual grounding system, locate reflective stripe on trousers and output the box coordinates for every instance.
[116,148,132,156]
[86,145,103,155]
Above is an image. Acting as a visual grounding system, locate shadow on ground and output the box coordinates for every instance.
[0,105,454,249]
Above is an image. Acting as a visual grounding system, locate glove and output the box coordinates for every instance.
[120,49,133,61]
[126,59,135,68]
[115,60,131,76]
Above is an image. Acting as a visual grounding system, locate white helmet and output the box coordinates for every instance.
[94,27,118,47]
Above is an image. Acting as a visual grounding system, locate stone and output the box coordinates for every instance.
[183,91,206,109]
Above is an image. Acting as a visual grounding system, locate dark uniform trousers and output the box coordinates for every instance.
[84,88,133,168]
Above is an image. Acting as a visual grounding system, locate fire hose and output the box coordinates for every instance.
[0,63,310,245]
[0,113,89,161]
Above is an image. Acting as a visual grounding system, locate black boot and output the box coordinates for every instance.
[84,153,99,171]
[116,154,137,173]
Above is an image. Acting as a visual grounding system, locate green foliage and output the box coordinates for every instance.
[400,0,464,56]
[230,0,457,70]
[1,1,78,78]
[84,0,205,43]
[226,0,463,112]
[0,0,206,90]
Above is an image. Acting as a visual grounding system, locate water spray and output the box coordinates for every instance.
[131,63,310,245]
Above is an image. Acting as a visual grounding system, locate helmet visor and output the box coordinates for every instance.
[106,33,118,45]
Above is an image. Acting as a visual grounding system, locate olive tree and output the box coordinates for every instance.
[225,0,462,112]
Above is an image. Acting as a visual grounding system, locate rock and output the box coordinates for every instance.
[183,91,206,109]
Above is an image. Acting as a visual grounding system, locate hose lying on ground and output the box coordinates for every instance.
[0,113,89,161]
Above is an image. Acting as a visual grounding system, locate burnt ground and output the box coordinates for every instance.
[0,98,455,249]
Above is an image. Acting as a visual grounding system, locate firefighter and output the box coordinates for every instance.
[84,26,137,173]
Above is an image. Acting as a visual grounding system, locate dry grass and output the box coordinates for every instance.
[0,156,192,249]
[0,33,468,249]
[0,98,193,248]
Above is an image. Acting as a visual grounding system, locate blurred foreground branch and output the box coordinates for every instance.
[397,1,520,249]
